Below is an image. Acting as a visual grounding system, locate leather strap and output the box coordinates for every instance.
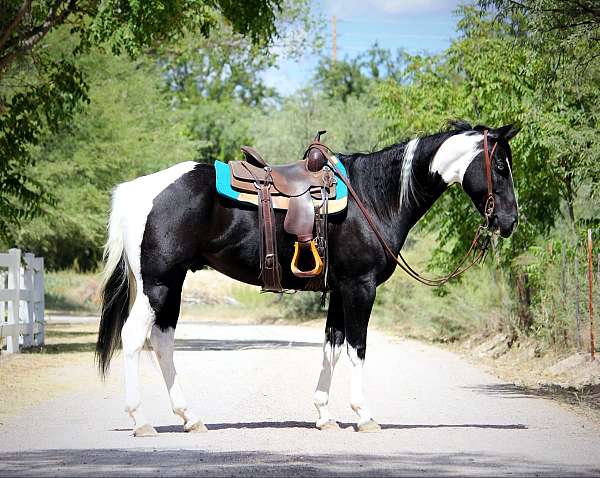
[241,162,283,292]
[258,184,283,292]
[483,130,497,223]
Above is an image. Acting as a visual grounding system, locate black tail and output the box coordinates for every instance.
[96,253,131,377]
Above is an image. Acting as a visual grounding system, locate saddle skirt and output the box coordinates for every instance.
[213,156,348,214]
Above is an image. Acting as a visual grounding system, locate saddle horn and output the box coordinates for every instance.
[314,130,327,142]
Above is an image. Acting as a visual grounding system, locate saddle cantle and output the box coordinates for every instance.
[213,136,348,292]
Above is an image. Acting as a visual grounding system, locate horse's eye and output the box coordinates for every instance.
[496,159,505,171]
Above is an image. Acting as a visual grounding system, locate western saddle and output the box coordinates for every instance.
[228,131,337,292]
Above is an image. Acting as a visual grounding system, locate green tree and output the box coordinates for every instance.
[314,43,406,103]
[158,0,320,163]
[251,90,385,161]
[0,0,284,243]
[479,0,600,64]
[378,6,600,330]
[14,49,198,270]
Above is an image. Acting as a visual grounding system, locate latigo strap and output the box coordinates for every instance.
[257,184,283,292]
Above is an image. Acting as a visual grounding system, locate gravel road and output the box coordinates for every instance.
[1,321,599,477]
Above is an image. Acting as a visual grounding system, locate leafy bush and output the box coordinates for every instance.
[281,291,326,321]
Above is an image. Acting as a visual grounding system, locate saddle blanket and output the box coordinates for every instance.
[214,156,348,214]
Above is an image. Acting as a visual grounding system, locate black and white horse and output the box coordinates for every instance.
[96,120,519,436]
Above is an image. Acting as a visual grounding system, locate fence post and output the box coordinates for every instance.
[0,270,5,342]
[34,256,45,346]
[23,253,35,347]
[588,230,595,361]
[561,241,567,304]
[575,250,581,351]
[7,248,21,353]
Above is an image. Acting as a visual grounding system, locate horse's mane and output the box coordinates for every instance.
[340,120,481,218]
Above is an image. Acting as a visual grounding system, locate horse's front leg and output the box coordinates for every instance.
[341,277,381,432]
[313,290,345,430]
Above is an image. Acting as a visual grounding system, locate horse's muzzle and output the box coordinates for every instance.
[491,214,518,238]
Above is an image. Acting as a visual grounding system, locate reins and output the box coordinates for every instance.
[307,130,497,287]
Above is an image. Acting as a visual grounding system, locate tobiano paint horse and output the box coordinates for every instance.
[96,120,519,436]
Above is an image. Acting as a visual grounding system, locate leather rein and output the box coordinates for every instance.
[308,130,498,287]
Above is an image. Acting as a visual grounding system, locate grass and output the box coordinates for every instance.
[370,235,510,343]
[45,270,101,314]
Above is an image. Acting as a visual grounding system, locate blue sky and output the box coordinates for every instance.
[263,0,465,95]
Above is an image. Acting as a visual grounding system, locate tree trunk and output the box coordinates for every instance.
[515,272,533,331]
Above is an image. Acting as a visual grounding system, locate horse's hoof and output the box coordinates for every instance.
[133,424,158,437]
[317,420,340,431]
[358,419,381,433]
[184,420,208,433]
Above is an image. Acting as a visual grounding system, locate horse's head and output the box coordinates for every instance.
[430,122,520,237]
[460,124,520,238]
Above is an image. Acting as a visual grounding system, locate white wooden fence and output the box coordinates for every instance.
[0,248,45,353]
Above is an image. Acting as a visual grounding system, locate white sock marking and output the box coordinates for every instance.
[314,340,343,426]
[149,325,199,426]
[347,345,374,426]
[122,293,155,428]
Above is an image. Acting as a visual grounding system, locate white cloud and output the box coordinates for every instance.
[326,0,463,17]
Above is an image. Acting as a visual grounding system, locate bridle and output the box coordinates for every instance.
[482,129,498,229]
[307,129,498,287]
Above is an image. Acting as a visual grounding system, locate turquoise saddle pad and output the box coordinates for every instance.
[214,158,349,213]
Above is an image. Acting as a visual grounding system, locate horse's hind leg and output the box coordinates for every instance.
[121,292,156,437]
[149,324,207,432]
[313,290,344,430]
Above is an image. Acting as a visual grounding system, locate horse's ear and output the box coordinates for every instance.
[492,124,520,141]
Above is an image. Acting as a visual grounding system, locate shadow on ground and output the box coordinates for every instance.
[21,342,96,354]
[174,338,320,351]
[16,337,320,355]
[467,383,600,410]
[111,421,528,434]
[0,449,597,477]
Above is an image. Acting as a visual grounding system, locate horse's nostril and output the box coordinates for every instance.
[510,217,518,233]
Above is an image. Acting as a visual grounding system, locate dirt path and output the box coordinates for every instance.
[1,321,599,477]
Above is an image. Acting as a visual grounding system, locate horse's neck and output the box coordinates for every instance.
[397,154,448,249]
[344,141,448,252]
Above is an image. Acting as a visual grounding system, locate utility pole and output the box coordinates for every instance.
[332,15,337,63]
